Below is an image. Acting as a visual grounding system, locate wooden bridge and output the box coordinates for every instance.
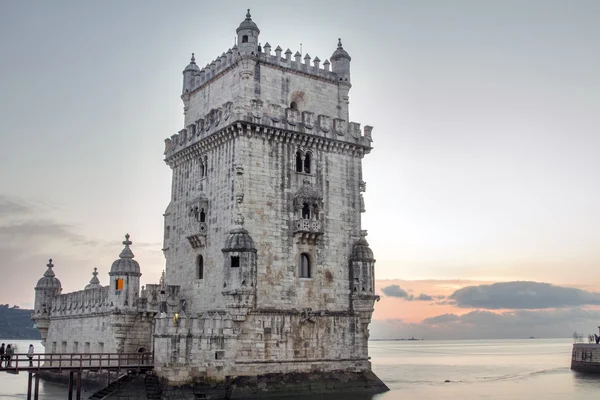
[0,352,153,400]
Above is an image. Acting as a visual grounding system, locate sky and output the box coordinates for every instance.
[0,0,599,339]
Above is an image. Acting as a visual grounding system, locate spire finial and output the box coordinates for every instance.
[93,267,98,277]
[246,9,251,19]
[338,38,343,48]
[191,53,196,64]
[43,258,56,278]
[123,233,132,247]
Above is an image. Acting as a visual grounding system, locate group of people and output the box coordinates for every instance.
[0,343,35,367]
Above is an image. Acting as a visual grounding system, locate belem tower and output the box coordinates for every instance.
[32,10,387,397]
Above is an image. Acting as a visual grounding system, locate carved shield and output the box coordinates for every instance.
[349,122,361,139]
[164,138,172,154]
[196,118,204,136]
[318,115,331,133]
[302,111,315,129]
[224,102,232,121]
[251,99,263,119]
[269,104,283,122]
[333,119,346,136]
[286,108,299,126]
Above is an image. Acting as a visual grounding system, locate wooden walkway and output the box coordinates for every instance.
[0,352,154,400]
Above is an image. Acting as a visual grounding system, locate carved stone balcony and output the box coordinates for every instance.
[186,222,207,249]
[293,219,323,244]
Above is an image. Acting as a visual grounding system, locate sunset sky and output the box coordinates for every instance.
[1,0,599,339]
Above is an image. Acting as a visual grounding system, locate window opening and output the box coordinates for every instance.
[231,256,240,268]
[313,205,319,220]
[197,255,204,279]
[290,101,298,110]
[303,152,311,174]
[200,208,206,223]
[200,163,205,178]
[242,35,248,43]
[299,253,311,278]
[295,151,303,172]
[115,279,124,290]
[302,203,311,219]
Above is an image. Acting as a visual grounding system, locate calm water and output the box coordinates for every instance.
[1,338,598,399]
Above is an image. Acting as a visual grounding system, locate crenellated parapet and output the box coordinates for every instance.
[164,102,373,163]
[49,286,111,317]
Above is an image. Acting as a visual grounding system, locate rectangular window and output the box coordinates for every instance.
[115,279,124,290]
[73,342,79,353]
[98,342,104,354]
[84,342,90,354]
[231,256,240,268]
[61,341,67,353]
[51,342,57,354]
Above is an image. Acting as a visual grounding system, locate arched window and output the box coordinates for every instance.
[295,151,303,172]
[299,253,311,278]
[242,35,248,43]
[200,162,205,178]
[290,101,298,110]
[197,255,204,279]
[200,208,206,223]
[302,203,311,219]
[204,156,208,177]
[303,152,311,174]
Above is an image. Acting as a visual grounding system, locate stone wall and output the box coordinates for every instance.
[571,343,600,373]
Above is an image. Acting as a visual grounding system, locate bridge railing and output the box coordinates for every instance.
[1,352,153,371]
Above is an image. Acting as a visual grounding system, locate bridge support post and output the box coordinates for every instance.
[68,371,74,400]
[34,374,40,400]
[27,372,32,400]
[76,372,82,400]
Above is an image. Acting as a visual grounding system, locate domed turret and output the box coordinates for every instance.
[223,214,256,252]
[110,234,141,276]
[331,38,351,83]
[85,267,102,290]
[236,9,260,55]
[35,258,62,290]
[351,235,374,262]
[109,234,141,310]
[182,53,199,93]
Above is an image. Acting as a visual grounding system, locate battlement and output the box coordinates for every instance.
[164,102,373,160]
[48,286,111,317]
[186,43,339,96]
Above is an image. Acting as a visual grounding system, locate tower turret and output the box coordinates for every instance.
[182,53,199,94]
[330,38,351,82]
[236,9,260,55]
[33,259,62,344]
[85,267,102,290]
[108,234,141,310]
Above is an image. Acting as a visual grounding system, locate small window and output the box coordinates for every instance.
[231,256,240,268]
[200,208,206,223]
[303,152,311,174]
[200,163,205,177]
[295,151,303,172]
[197,255,204,279]
[299,253,311,278]
[242,35,248,43]
[115,279,124,290]
[302,203,311,219]
[290,101,298,110]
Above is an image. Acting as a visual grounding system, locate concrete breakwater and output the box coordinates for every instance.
[571,344,600,373]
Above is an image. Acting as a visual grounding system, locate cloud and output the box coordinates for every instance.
[381,285,436,301]
[372,308,600,340]
[381,285,409,298]
[449,281,600,309]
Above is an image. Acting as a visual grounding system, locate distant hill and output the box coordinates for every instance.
[0,304,41,340]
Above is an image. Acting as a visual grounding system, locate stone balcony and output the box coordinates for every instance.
[293,219,323,244]
[186,222,207,248]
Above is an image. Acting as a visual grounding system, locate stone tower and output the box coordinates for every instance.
[157,10,386,395]
[32,259,62,344]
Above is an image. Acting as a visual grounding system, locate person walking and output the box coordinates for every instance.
[0,343,5,368]
[27,344,34,367]
[5,344,13,368]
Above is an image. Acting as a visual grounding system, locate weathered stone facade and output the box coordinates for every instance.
[33,10,386,397]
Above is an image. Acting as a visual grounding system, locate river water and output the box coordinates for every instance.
[0,338,597,399]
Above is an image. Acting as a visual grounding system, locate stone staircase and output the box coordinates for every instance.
[144,373,162,399]
[88,373,130,399]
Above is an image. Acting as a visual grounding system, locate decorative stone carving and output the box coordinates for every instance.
[302,111,315,129]
[286,108,299,126]
[195,119,204,136]
[349,122,361,138]
[224,102,233,121]
[364,125,373,142]
[235,165,244,204]
[333,119,346,136]
[251,100,263,119]
[318,115,331,133]
[268,104,283,122]
[164,138,172,155]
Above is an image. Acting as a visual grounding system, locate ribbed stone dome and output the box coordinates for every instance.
[331,38,351,61]
[109,234,141,276]
[236,9,260,34]
[351,235,374,261]
[184,53,200,72]
[35,259,62,289]
[222,214,256,252]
